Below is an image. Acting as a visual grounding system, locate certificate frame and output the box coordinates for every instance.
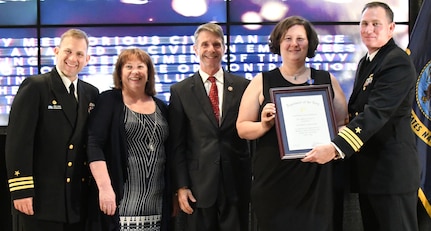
[270,84,337,159]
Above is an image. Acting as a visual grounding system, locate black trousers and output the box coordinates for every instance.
[13,212,84,231]
[359,191,419,231]
[183,182,247,231]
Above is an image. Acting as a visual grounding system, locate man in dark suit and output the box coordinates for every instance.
[169,23,251,231]
[303,2,420,231]
[5,29,99,231]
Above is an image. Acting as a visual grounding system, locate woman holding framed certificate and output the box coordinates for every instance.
[236,16,348,231]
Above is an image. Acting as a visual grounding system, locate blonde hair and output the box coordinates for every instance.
[59,28,90,50]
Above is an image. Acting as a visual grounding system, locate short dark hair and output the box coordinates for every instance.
[362,1,394,23]
[113,48,156,96]
[268,16,319,58]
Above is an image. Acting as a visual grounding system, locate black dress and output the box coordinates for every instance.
[251,68,335,231]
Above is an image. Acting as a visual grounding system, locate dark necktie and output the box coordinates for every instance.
[69,83,76,101]
[365,57,371,65]
[69,83,78,110]
[208,76,220,123]
[358,57,371,77]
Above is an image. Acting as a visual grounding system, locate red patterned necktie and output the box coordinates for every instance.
[208,76,220,123]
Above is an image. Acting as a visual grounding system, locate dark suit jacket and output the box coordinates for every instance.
[333,39,420,194]
[5,67,99,223]
[169,71,251,208]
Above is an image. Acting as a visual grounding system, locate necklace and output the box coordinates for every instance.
[129,108,157,152]
[280,66,308,81]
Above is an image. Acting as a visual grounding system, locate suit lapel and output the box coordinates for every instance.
[49,68,77,126]
[191,73,219,128]
[350,56,373,100]
[220,73,235,126]
[76,81,91,125]
[350,39,396,103]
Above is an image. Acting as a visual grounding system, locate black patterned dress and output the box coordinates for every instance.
[251,68,335,231]
[119,106,168,231]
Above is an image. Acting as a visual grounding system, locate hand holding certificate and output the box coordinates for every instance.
[270,85,337,159]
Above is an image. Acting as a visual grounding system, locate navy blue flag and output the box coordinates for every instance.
[408,0,431,219]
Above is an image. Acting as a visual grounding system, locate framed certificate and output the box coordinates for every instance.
[270,85,337,159]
